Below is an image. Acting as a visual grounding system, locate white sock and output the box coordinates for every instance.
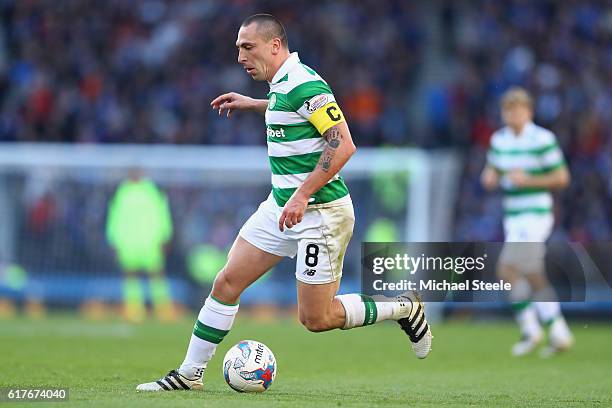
[336,294,397,329]
[534,301,561,326]
[514,303,542,338]
[549,315,573,346]
[179,296,239,378]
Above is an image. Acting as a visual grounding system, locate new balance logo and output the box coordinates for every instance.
[303,269,316,276]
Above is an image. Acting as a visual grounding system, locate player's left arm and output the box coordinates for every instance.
[508,134,570,190]
[508,165,570,190]
[279,108,355,231]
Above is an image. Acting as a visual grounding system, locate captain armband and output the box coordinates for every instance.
[309,102,345,135]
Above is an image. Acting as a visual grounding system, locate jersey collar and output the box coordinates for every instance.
[510,121,535,138]
[270,52,299,85]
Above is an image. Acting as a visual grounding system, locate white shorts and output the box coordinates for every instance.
[239,194,355,284]
[499,213,554,272]
[503,213,554,243]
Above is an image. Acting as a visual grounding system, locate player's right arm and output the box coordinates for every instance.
[481,132,501,191]
[210,92,268,117]
[480,165,500,191]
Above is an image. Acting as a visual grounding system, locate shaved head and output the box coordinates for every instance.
[241,14,288,49]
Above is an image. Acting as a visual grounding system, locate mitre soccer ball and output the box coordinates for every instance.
[222,340,277,392]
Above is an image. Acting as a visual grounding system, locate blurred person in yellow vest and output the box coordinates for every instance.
[365,218,400,243]
[106,168,175,322]
[0,262,45,319]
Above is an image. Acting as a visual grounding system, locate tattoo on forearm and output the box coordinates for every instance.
[319,126,342,172]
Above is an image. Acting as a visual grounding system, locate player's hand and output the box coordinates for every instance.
[480,167,499,191]
[279,190,309,232]
[507,169,530,187]
[210,92,255,118]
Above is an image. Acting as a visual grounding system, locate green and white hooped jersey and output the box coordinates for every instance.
[487,122,566,218]
[266,52,349,208]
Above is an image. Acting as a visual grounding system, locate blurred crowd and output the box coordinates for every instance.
[444,0,612,242]
[0,0,423,146]
[11,172,391,302]
[0,0,609,245]
[17,174,267,276]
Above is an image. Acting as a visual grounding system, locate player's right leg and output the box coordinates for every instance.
[115,248,147,323]
[498,260,543,356]
[121,273,146,323]
[136,237,282,391]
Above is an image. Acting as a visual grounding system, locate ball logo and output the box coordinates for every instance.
[255,343,264,364]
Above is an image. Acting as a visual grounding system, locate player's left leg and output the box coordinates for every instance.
[296,279,343,331]
[294,204,432,359]
[525,216,573,357]
[296,279,432,358]
[148,273,175,321]
[526,268,573,357]
[143,249,176,322]
[503,214,573,357]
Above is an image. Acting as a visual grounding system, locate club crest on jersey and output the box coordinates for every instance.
[268,94,277,109]
[305,94,328,113]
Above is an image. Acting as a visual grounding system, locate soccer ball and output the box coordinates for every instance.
[222,340,276,392]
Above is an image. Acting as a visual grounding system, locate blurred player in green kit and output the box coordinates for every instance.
[106,169,175,322]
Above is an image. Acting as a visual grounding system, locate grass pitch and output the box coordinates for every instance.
[1,315,611,407]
